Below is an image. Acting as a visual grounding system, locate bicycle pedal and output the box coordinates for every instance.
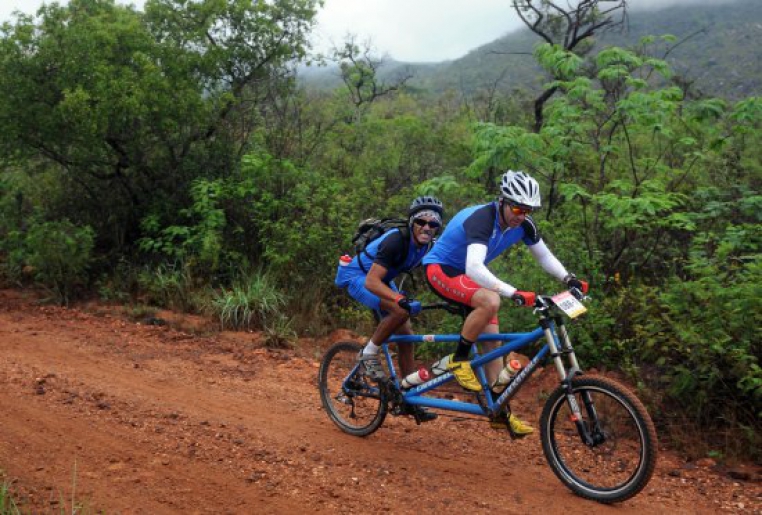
[489,419,509,431]
[489,417,531,439]
[508,427,531,440]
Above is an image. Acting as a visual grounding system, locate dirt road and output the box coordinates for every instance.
[0,290,758,513]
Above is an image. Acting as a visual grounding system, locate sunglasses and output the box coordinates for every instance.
[507,204,533,216]
[413,218,441,229]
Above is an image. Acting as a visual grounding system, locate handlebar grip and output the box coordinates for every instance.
[511,291,536,307]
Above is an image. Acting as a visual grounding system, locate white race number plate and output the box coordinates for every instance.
[551,291,587,318]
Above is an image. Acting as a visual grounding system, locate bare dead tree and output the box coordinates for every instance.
[639,28,708,100]
[512,0,629,131]
[334,36,413,122]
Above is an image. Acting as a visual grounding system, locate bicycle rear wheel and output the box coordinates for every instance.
[540,376,657,503]
[318,341,388,437]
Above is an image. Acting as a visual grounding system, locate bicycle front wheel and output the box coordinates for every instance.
[540,376,658,503]
[318,341,388,437]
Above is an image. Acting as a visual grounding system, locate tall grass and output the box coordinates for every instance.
[0,478,20,515]
[211,272,286,332]
[262,313,297,349]
[137,262,195,311]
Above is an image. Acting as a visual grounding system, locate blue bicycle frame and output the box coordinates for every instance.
[381,324,556,418]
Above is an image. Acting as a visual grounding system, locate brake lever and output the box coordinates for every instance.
[532,296,551,315]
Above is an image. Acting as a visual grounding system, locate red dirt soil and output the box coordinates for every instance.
[0,289,759,514]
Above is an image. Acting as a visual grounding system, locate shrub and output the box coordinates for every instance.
[18,220,94,304]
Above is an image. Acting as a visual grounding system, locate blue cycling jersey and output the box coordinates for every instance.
[335,229,429,287]
[422,202,540,271]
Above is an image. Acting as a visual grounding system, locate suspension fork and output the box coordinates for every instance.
[555,316,580,371]
[556,316,605,444]
[542,317,595,446]
[541,317,573,382]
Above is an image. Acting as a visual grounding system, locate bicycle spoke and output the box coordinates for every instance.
[318,342,387,436]
[555,393,641,484]
[541,377,657,503]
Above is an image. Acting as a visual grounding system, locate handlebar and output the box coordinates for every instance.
[569,286,586,301]
[532,287,590,313]
[412,287,589,318]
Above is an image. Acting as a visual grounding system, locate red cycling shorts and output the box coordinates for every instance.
[425,264,499,326]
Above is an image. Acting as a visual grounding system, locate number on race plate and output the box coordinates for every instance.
[551,291,587,319]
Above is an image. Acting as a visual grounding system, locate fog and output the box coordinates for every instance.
[631,0,738,9]
[0,0,749,62]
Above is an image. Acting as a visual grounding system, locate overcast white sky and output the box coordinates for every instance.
[0,0,738,62]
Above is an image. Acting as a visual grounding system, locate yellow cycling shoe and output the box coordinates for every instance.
[509,414,534,436]
[490,413,534,437]
[446,355,482,391]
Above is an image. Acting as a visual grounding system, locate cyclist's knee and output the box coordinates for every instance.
[396,320,414,335]
[472,289,501,314]
[385,305,410,323]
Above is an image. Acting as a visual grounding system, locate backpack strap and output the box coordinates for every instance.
[358,248,371,274]
[359,223,413,275]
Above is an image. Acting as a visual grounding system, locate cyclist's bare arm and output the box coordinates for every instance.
[365,264,401,303]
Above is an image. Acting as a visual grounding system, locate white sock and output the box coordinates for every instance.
[362,341,380,356]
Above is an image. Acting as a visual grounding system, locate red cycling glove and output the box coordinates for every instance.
[511,291,536,307]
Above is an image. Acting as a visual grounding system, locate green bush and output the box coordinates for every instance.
[569,223,762,459]
[13,220,95,304]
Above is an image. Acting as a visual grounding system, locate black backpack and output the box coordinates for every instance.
[351,218,410,273]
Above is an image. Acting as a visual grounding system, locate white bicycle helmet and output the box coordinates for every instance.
[499,170,541,209]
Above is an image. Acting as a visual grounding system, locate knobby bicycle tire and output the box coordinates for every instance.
[318,341,388,437]
[540,376,658,503]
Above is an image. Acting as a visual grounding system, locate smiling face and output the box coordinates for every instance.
[411,216,441,246]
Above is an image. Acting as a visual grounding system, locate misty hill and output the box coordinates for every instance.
[301,0,762,100]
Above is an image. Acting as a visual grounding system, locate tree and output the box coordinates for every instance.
[334,37,413,122]
[511,0,629,131]
[0,0,319,250]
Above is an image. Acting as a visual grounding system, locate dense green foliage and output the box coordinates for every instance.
[0,0,759,459]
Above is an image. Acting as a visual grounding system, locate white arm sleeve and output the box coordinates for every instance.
[465,244,517,297]
[528,239,569,281]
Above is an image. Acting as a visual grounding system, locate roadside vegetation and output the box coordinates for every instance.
[0,478,20,515]
[0,0,759,462]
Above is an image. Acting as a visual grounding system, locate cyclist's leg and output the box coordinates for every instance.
[463,290,502,385]
[393,319,415,377]
[426,265,493,391]
[475,319,502,387]
[426,264,500,344]
[347,277,409,379]
[347,277,409,342]
[392,318,437,422]
[479,321,534,436]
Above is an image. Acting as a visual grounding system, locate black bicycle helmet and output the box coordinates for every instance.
[409,196,444,218]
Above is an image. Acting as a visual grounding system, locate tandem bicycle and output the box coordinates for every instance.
[318,287,658,503]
